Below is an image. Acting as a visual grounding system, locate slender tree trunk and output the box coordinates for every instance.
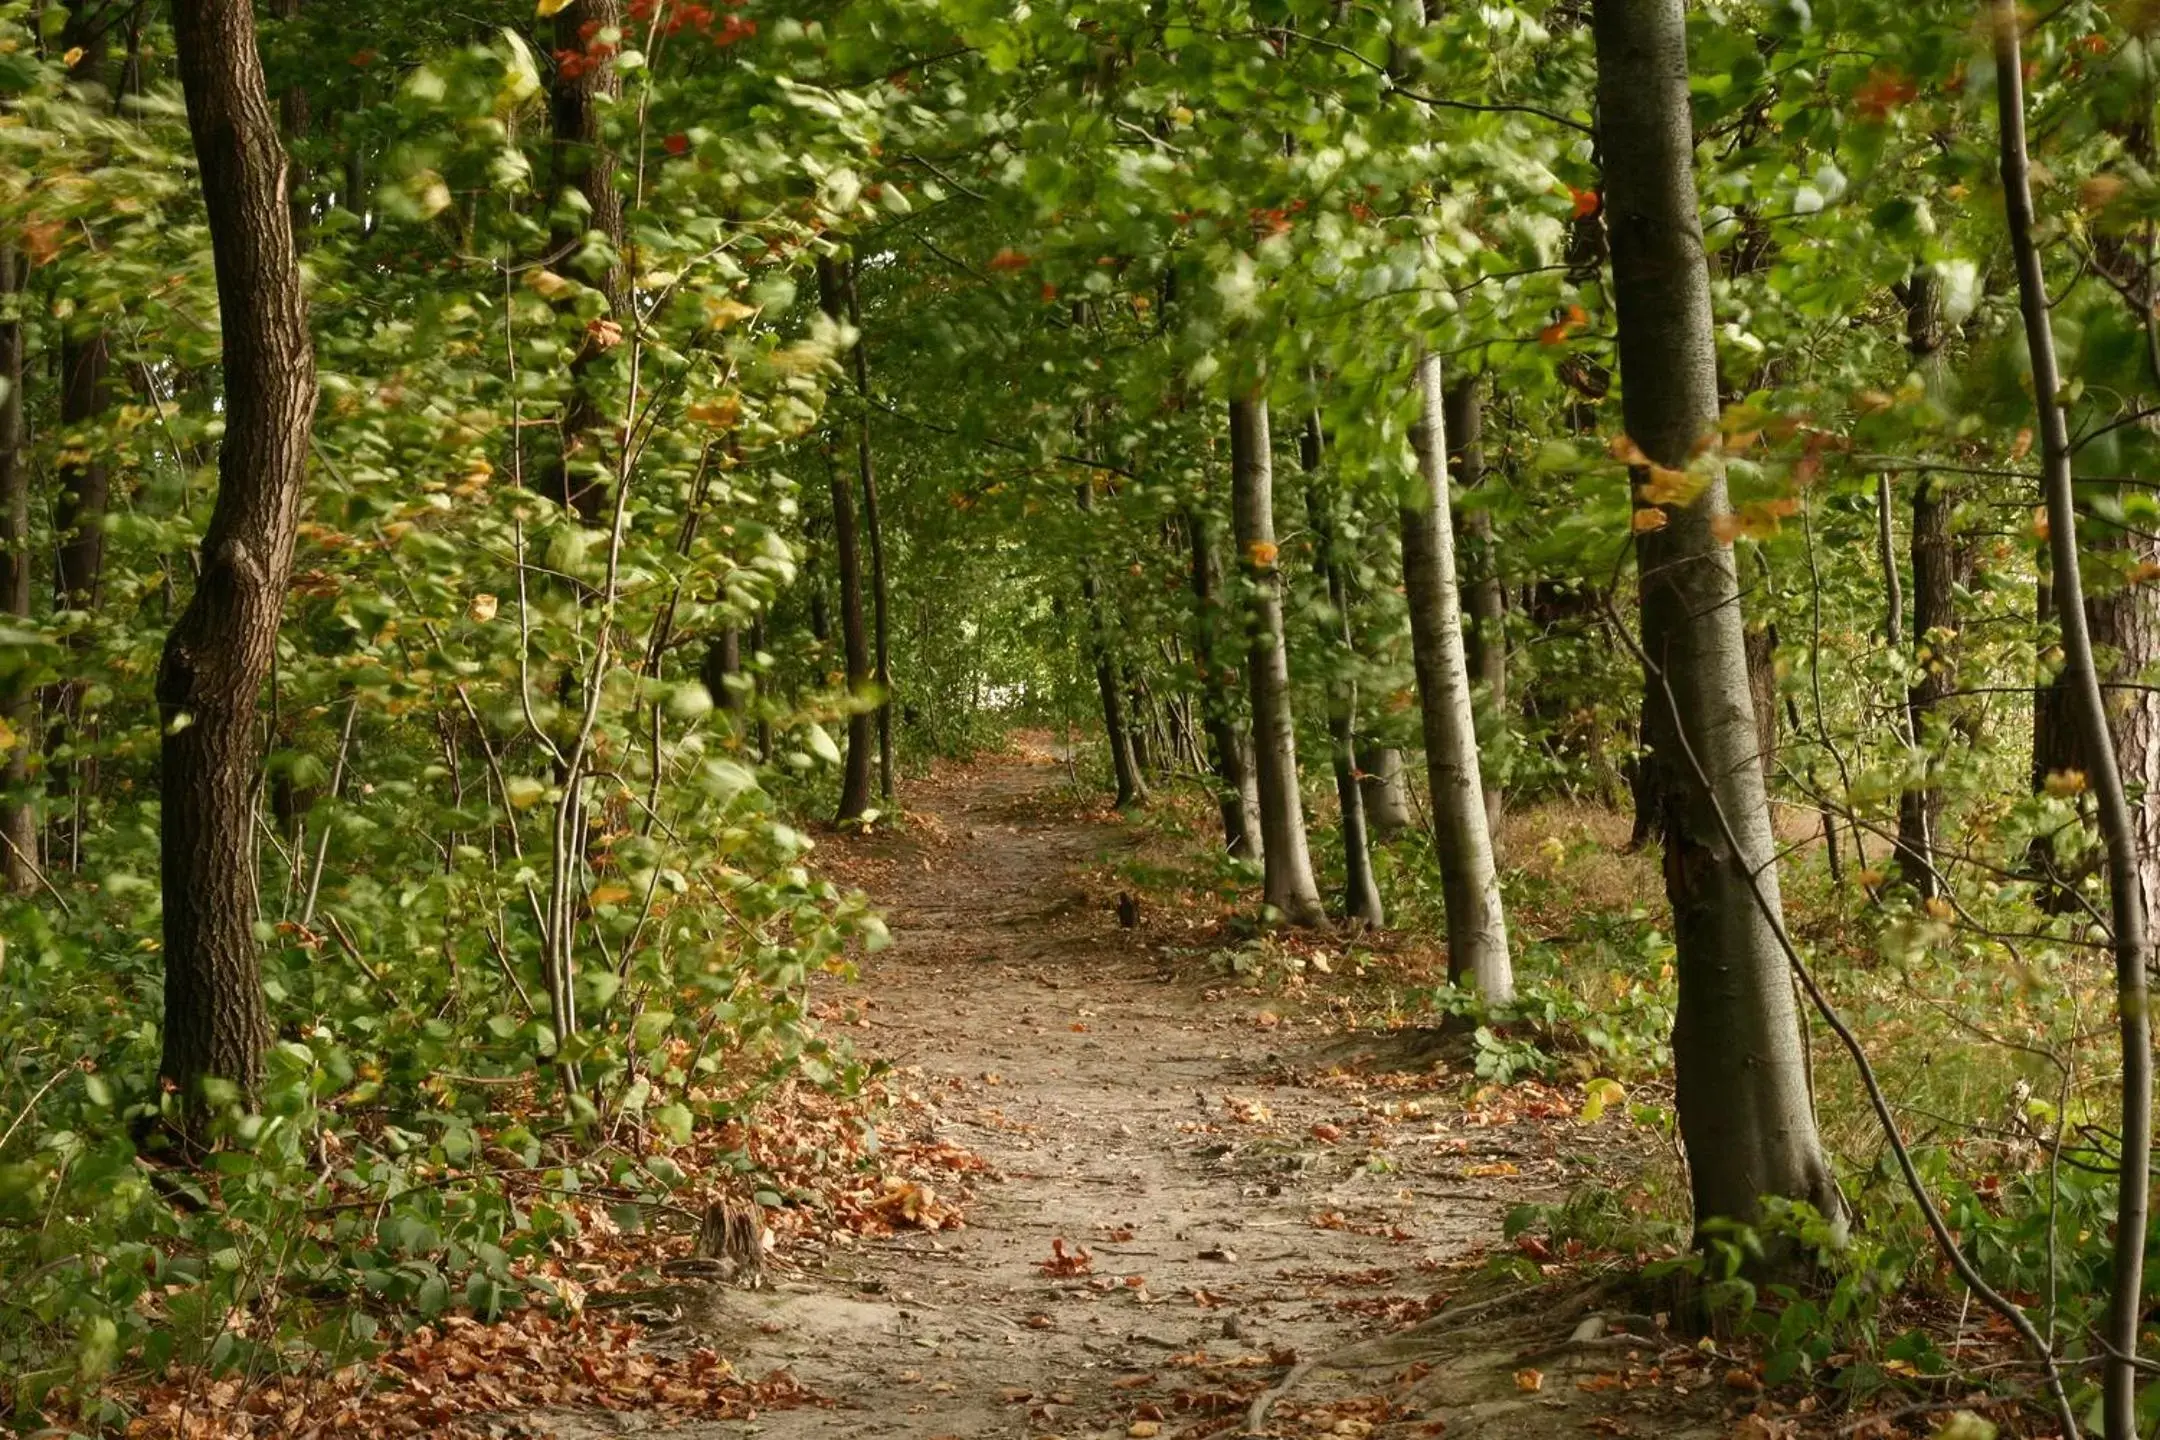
[543,0,626,521]
[0,246,30,893]
[47,8,112,869]
[1594,0,1838,1230]
[159,0,317,1105]
[1302,412,1383,925]
[1995,6,2151,1427]
[1445,375,1507,841]
[271,0,308,240]
[1357,746,1412,839]
[816,259,875,821]
[1405,355,1511,996]
[840,259,895,801]
[1229,393,1325,926]
[1079,480,1146,807]
[1187,504,1259,855]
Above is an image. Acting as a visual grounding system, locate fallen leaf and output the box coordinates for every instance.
[1514,1368,1544,1392]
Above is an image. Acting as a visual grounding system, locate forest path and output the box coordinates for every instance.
[576,740,1715,1440]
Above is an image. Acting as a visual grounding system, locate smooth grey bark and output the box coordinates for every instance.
[1358,746,1413,838]
[1994,2,2151,1427]
[1593,0,1838,1230]
[1187,505,1260,856]
[1229,393,1325,926]
[1404,354,1511,998]
[1301,411,1383,926]
[1445,375,1506,842]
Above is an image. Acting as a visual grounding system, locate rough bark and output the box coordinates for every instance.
[1404,354,1512,997]
[1896,476,1957,897]
[817,259,875,821]
[543,0,627,521]
[159,0,318,1105]
[1445,375,1506,841]
[1301,411,1383,926]
[1593,0,1838,1231]
[0,246,30,892]
[840,259,895,801]
[1187,504,1259,855]
[1995,3,2153,1425]
[1888,273,1952,897]
[1229,393,1325,926]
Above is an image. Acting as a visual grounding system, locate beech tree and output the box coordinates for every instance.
[1593,0,1838,1226]
[1405,355,1510,996]
[1230,392,1325,927]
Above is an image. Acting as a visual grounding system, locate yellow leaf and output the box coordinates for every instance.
[536,0,573,13]
[589,884,633,907]
[1580,1077,1625,1124]
[1246,540,1279,569]
[1630,507,1669,533]
[1514,1368,1543,1392]
[467,593,498,623]
[62,45,83,67]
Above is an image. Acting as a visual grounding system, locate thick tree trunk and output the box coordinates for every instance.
[1404,354,1511,997]
[1357,746,1412,838]
[817,259,875,821]
[543,0,626,521]
[1079,480,1146,807]
[0,246,30,893]
[1187,505,1259,855]
[1994,4,2152,1424]
[840,259,895,801]
[1445,375,1506,841]
[1301,412,1383,926]
[1229,393,1325,926]
[1594,0,1838,1230]
[159,0,317,1104]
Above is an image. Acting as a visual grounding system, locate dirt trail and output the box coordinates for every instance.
[590,744,1722,1440]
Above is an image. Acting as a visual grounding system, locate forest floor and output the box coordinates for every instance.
[547,738,1768,1440]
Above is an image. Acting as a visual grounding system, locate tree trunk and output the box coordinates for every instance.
[1894,272,1951,898]
[1445,374,1506,841]
[840,258,895,801]
[1187,504,1259,855]
[1229,392,1325,926]
[1896,477,1956,898]
[159,0,317,1105]
[0,245,30,893]
[1593,0,1838,1231]
[1079,480,1146,807]
[1404,354,1511,997]
[1357,746,1412,838]
[543,0,627,521]
[1301,411,1383,926]
[271,0,308,241]
[817,259,875,821]
[48,21,112,867]
[1993,3,2152,1423]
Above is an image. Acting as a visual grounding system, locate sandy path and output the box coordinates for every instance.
[568,744,1712,1439]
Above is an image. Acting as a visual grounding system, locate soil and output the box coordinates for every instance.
[554,741,1738,1440]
